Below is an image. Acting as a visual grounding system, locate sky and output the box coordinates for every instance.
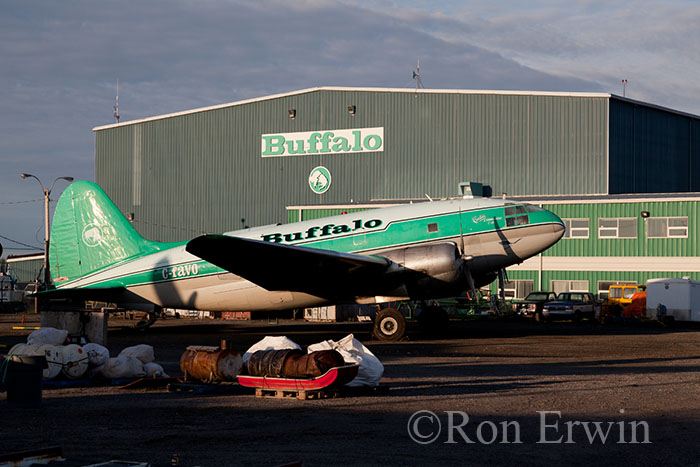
[2,0,699,260]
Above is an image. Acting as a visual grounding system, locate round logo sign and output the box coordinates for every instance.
[308,166,332,194]
[81,223,104,248]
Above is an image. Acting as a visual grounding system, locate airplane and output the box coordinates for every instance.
[42,181,565,340]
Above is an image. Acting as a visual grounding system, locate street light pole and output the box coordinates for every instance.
[20,174,74,290]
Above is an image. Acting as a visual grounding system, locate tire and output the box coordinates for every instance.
[418,306,449,337]
[374,308,407,341]
[572,310,582,323]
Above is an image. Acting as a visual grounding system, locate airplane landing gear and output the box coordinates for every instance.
[373,308,407,341]
[135,308,159,330]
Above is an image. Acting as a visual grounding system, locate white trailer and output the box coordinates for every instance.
[646,278,700,321]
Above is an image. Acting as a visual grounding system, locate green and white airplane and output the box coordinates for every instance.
[45,181,564,339]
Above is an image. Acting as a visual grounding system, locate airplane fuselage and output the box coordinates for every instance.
[54,196,564,312]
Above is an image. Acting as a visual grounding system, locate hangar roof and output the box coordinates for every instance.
[93,86,614,132]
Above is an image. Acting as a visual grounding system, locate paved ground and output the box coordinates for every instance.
[2,313,700,466]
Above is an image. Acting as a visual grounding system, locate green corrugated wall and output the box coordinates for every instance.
[544,201,699,257]
[506,270,700,294]
[95,89,609,242]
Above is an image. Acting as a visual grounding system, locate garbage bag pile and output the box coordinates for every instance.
[8,328,168,380]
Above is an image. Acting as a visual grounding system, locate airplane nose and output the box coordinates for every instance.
[508,210,565,261]
[550,213,565,238]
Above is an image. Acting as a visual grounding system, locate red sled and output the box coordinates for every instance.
[237,364,359,391]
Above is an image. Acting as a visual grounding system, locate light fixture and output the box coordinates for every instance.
[288,109,296,119]
[641,211,650,218]
[346,105,356,116]
[19,173,74,291]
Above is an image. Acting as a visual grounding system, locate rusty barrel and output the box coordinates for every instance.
[247,349,344,378]
[180,340,243,382]
[247,349,303,377]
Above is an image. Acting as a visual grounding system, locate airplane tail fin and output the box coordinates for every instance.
[49,181,168,286]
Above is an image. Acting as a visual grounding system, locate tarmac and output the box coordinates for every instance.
[2,313,700,466]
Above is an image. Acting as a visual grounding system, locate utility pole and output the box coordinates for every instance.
[20,174,74,292]
[621,79,628,97]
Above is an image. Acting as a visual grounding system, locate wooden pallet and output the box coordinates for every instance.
[254,387,342,400]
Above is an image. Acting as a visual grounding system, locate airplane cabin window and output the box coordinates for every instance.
[427,223,438,233]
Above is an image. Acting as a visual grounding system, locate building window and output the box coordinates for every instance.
[646,217,688,238]
[563,219,589,239]
[597,280,636,300]
[551,280,589,296]
[598,218,637,238]
[502,280,534,299]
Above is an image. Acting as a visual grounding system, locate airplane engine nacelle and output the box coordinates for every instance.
[380,242,464,297]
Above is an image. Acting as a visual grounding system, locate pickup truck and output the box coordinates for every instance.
[542,292,601,322]
[512,291,557,322]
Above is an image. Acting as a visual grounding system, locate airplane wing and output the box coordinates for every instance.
[186,234,392,299]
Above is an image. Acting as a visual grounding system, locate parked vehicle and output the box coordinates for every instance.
[542,292,601,322]
[606,284,645,314]
[646,278,700,322]
[0,272,24,312]
[624,291,647,319]
[512,291,557,322]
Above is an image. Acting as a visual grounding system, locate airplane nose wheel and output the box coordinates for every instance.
[374,308,407,341]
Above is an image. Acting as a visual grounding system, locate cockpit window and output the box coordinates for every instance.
[505,205,529,227]
[525,204,544,212]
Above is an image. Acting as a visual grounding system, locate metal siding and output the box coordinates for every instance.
[508,270,700,294]
[545,201,699,257]
[692,119,700,191]
[5,258,43,283]
[609,97,700,194]
[95,90,607,241]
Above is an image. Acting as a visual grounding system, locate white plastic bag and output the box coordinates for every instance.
[118,344,155,363]
[61,344,89,379]
[308,334,384,387]
[83,343,110,367]
[27,327,69,346]
[100,356,147,379]
[143,362,169,378]
[242,336,301,364]
[35,344,64,380]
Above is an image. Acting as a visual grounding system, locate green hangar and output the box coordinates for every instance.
[92,86,700,299]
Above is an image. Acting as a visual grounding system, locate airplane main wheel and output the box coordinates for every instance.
[374,308,407,342]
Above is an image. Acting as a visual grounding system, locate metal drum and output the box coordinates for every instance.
[180,340,243,383]
[247,349,344,378]
[247,349,303,378]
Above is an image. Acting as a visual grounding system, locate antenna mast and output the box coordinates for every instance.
[114,79,120,123]
[412,60,423,91]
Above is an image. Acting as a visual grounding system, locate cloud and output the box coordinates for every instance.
[346,0,700,111]
[1,0,697,258]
